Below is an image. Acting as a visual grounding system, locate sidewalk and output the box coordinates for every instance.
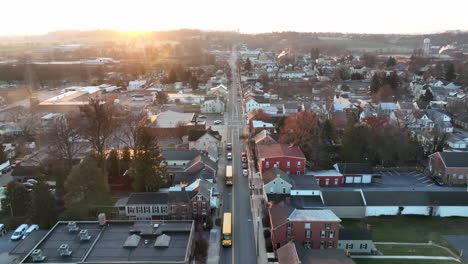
[351,255,461,262]
[207,228,221,264]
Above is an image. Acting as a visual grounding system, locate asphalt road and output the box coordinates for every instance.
[219,48,256,264]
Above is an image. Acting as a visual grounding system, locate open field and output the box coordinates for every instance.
[354,259,459,264]
[376,244,452,257]
[342,216,468,251]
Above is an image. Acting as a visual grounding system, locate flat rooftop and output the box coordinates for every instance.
[21,220,194,264]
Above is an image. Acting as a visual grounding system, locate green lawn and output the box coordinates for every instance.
[341,216,468,251]
[376,244,452,257]
[354,259,459,264]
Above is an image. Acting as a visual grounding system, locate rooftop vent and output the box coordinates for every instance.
[67,222,79,232]
[31,249,46,262]
[58,244,72,257]
[154,234,171,248]
[78,229,91,241]
[123,234,141,248]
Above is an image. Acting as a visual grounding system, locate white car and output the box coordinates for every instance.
[214,120,222,124]
[227,152,232,160]
[11,224,29,240]
[198,115,207,118]
[22,224,39,240]
[243,169,248,177]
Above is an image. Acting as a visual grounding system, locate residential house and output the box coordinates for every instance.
[334,163,374,184]
[428,152,468,185]
[254,130,278,145]
[283,102,299,115]
[256,144,306,175]
[128,80,146,90]
[201,97,225,113]
[263,168,293,195]
[277,242,356,264]
[447,134,467,150]
[167,93,205,104]
[252,120,275,134]
[426,109,453,133]
[208,84,228,98]
[146,111,205,137]
[338,229,374,254]
[245,96,271,114]
[269,202,341,250]
[187,128,222,153]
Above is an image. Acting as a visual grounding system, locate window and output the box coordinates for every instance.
[346,243,354,249]
[287,230,292,236]
[297,171,300,175]
[325,179,330,185]
[334,178,338,185]
[152,206,159,214]
[161,206,167,214]
[458,175,464,179]
[316,179,320,185]
[305,223,311,229]
[287,161,290,168]
[202,202,207,210]
[305,230,311,238]
[275,161,279,168]
[360,243,368,249]
[325,223,331,229]
[193,202,197,212]
[136,206,143,214]
[287,222,293,229]
[328,241,334,248]
[127,207,135,214]
[320,230,326,238]
[329,230,335,238]
[297,161,301,168]
[266,161,269,168]
[282,187,286,194]
[320,241,325,249]
[143,206,150,213]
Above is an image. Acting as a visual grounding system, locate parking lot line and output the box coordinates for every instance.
[426,184,434,187]
[418,176,427,180]
[423,180,432,183]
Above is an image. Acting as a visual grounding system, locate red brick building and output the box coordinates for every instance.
[428,152,468,185]
[269,201,341,250]
[312,170,344,186]
[257,144,306,175]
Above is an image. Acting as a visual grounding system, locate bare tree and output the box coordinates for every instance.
[47,114,86,170]
[116,111,147,153]
[79,99,117,166]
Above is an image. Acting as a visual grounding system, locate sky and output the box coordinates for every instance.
[2,0,468,35]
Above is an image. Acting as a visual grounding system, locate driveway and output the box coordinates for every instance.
[443,235,468,262]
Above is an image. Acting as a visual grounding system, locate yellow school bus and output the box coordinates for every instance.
[222,212,232,246]
[226,165,233,186]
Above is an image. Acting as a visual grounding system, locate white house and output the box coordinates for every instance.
[188,128,222,153]
[208,84,228,98]
[167,93,205,104]
[201,98,225,113]
[263,168,293,195]
[245,97,271,113]
[128,80,146,91]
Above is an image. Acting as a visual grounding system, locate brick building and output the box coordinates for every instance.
[428,152,468,185]
[269,200,341,250]
[257,144,306,175]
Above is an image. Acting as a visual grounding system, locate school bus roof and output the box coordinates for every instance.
[222,212,232,234]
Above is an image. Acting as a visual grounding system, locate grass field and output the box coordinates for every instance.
[354,259,459,264]
[341,216,468,252]
[376,244,452,257]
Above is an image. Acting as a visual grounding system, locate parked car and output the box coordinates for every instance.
[241,152,247,158]
[226,143,232,150]
[242,163,248,169]
[22,224,39,240]
[0,224,6,236]
[243,169,248,177]
[214,120,222,124]
[198,115,207,118]
[227,152,232,160]
[11,224,29,240]
[432,177,445,186]
[242,156,247,163]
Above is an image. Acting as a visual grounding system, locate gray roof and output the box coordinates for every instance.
[289,175,320,190]
[439,152,468,167]
[127,192,169,205]
[339,229,372,241]
[154,234,171,247]
[288,209,341,222]
[322,191,365,206]
[123,234,141,248]
[162,150,200,161]
[336,163,373,174]
[364,191,468,206]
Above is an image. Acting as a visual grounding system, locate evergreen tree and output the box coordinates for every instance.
[386,57,397,67]
[167,69,177,83]
[2,181,31,217]
[107,149,120,177]
[445,63,455,81]
[370,74,382,94]
[132,128,167,192]
[29,181,57,228]
[64,155,110,206]
[155,91,168,105]
[244,58,252,72]
[384,71,400,90]
[321,119,335,144]
[121,146,132,173]
[418,89,434,108]
[0,143,7,164]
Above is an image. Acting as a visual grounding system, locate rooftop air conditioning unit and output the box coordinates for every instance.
[58,244,72,257]
[31,249,46,262]
[67,222,79,232]
[78,229,91,241]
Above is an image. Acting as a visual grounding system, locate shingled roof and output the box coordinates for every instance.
[188,128,221,142]
[438,152,468,167]
[257,144,305,159]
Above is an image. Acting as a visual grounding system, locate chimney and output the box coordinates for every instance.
[285,197,291,204]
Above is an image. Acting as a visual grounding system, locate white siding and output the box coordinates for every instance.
[264,178,292,194]
[366,206,399,216]
[436,206,468,217]
[291,190,321,196]
[401,206,430,216]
